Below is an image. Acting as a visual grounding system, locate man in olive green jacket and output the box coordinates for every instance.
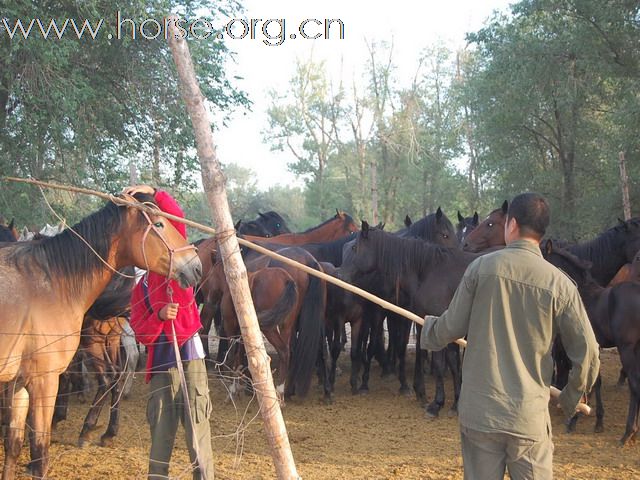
[422,192,600,480]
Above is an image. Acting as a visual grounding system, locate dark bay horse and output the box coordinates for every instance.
[54,267,136,448]
[465,203,640,287]
[342,222,478,416]
[544,241,640,444]
[0,194,201,479]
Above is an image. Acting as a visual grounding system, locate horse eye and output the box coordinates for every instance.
[153,222,164,228]
[351,244,356,251]
[443,234,449,239]
[488,222,494,228]
[276,223,281,228]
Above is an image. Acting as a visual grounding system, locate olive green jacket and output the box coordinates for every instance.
[421,239,600,440]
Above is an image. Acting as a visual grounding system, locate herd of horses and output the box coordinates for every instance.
[1,193,640,478]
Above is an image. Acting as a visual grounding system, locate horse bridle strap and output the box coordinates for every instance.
[139,209,197,279]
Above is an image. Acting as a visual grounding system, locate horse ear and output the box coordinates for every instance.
[234,220,242,230]
[361,220,369,238]
[473,212,479,225]
[502,200,508,214]
[336,208,342,218]
[457,211,464,223]
[258,212,268,220]
[436,207,443,221]
[379,222,386,230]
[618,218,630,231]
[543,239,553,257]
[8,218,14,229]
[404,215,412,227]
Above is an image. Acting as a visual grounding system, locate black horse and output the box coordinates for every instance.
[237,211,290,237]
[0,219,17,242]
[342,222,477,416]
[456,211,479,245]
[544,240,640,444]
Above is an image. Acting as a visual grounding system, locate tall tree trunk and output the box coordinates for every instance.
[167,18,299,480]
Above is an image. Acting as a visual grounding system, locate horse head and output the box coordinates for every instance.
[122,194,201,288]
[463,201,508,252]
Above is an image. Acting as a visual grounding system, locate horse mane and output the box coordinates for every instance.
[405,212,454,241]
[568,219,640,263]
[366,228,458,278]
[8,194,153,299]
[300,211,354,234]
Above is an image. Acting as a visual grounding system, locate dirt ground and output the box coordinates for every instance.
[3,348,638,479]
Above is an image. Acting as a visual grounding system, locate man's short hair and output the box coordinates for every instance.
[507,193,550,240]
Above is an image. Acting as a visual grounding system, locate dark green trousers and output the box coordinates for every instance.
[147,359,214,480]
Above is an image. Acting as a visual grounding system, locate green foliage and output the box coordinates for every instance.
[0,0,248,227]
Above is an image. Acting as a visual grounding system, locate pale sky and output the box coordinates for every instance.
[212,0,513,189]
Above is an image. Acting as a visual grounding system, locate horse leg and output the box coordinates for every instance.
[263,330,289,405]
[446,343,462,416]
[26,374,58,479]
[349,317,363,394]
[52,372,71,428]
[2,382,29,480]
[199,300,217,358]
[100,334,124,447]
[328,318,343,390]
[413,325,427,405]
[619,345,640,445]
[426,349,446,418]
[318,331,333,404]
[617,368,628,388]
[593,374,604,433]
[78,355,110,448]
[360,319,374,394]
[396,315,411,395]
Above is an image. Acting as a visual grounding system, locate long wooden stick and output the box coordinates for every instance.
[3,176,592,415]
[165,16,300,480]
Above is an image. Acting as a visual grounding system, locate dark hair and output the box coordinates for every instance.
[507,192,550,240]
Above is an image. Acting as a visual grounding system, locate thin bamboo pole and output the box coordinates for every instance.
[165,16,300,479]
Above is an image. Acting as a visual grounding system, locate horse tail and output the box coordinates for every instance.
[288,268,326,397]
[257,279,298,329]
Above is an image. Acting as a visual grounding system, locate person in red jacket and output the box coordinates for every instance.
[125,185,214,480]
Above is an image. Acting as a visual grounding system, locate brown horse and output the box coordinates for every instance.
[218,265,300,403]
[0,193,201,479]
[462,201,508,252]
[197,211,356,356]
[203,242,326,402]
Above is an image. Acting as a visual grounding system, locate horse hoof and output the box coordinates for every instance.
[424,409,438,419]
[323,395,334,405]
[77,437,90,449]
[358,387,369,396]
[594,424,604,434]
[100,436,115,447]
[399,386,411,397]
[425,405,440,418]
[447,407,458,418]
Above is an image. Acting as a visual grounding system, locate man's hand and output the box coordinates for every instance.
[122,184,155,196]
[158,303,179,321]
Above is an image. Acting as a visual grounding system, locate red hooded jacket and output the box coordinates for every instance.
[129,190,202,382]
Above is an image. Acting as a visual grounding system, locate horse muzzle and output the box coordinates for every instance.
[174,255,202,288]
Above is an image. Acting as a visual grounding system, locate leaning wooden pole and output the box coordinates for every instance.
[619,151,632,220]
[166,17,300,480]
